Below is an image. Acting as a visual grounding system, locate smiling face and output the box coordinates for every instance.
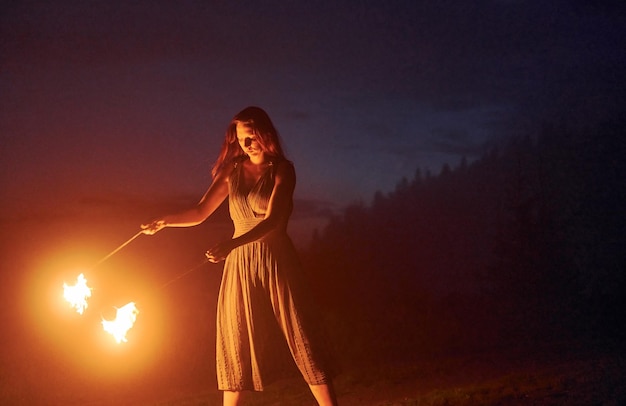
[212,106,284,177]
[236,122,264,161]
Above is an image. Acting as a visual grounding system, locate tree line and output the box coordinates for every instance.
[300,118,625,363]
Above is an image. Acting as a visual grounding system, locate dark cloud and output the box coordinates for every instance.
[292,198,337,219]
[282,110,313,122]
[427,132,491,157]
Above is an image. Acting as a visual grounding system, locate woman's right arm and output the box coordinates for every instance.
[141,170,229,234]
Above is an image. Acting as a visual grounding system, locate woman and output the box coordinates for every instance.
[142,106,338,406]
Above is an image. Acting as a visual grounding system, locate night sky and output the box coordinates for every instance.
[1,0,625,225]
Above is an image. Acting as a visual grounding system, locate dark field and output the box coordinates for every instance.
[1,218,624,405]
[2,333,623,405]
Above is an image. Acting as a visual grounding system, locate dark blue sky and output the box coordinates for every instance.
[1,0,624,224]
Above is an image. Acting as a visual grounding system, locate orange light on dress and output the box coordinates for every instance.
[63,273,92,315]
[101,302,139,343]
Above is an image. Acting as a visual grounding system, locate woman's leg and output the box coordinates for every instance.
[223,390,242,406]
[309,383,339,406]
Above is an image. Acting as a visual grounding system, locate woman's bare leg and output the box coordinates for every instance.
[309,383,339,406]
[223,390,242,406]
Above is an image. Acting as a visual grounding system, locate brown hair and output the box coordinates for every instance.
[211,106,286,177]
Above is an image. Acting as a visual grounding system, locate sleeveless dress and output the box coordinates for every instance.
[216,158,330,391]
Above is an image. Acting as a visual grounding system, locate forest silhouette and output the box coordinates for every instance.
[299,117,625,369]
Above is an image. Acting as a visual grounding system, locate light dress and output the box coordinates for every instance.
[216,158,330,391]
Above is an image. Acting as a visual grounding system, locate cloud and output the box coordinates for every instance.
[292,198,338,219]
[426,130,491,157]
[282,110,313,122]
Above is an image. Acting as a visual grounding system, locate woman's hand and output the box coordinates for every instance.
[206,240,236,263]
[141,220,166,235]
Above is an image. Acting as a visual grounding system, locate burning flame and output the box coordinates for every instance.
[63,273,92,314]
[101,302,139,343]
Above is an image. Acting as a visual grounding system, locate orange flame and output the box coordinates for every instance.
[63,273,92,314]
[101,302,139,343]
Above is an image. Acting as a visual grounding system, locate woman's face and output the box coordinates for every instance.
[236,122,263,158]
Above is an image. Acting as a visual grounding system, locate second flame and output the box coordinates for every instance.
[101,302,139,343]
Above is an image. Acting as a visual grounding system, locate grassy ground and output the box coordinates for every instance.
[139,339,624,406]
[2,328,624,405]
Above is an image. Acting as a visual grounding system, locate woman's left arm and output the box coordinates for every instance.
[206,160,295,262]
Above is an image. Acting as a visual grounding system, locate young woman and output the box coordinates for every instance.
[142,106,338,406]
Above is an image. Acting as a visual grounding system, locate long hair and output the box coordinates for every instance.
[211,106,286,178]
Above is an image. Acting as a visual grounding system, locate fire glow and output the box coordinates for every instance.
[63,273,92,315]
[102,302,139,343]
